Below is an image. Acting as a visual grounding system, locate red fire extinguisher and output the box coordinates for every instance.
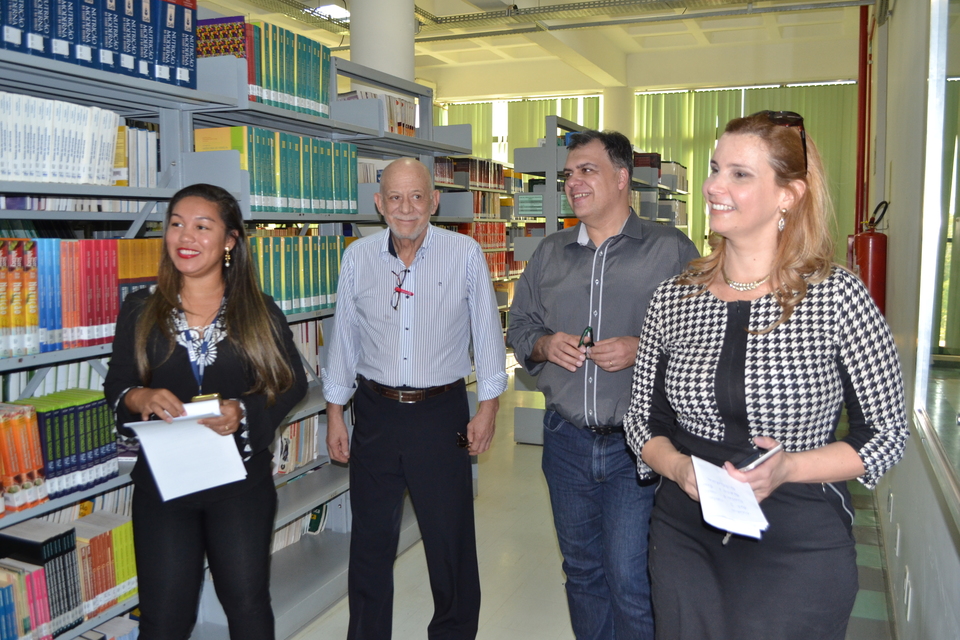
[851,201,888,315]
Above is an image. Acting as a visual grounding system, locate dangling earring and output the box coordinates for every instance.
[224,246,232,267]
[778,208,787,232]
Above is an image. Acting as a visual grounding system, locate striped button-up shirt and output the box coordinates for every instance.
[508,214,699,428]
[322,225,508,404]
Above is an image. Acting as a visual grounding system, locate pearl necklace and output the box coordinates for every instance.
[722,270,770,292]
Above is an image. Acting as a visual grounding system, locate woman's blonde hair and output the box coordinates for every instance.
[679,111,836,332]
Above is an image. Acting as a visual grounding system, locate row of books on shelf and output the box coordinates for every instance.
[434,158,508,191]
[0,238,162,360]
[197,16,331,118]
[0,511,136,638]
[194,127,359,215]
[273,414,324,476]
[1,361,108,407]
[248,234,350,315]
[471,192,503,220]
[2,0,198,88]
[289,320,322,380]
[444,222,507,251]
[270,501,328,556]
[337,90,416,137]
[0,389,118,513]
[0,94,120,186]
[483,251,526,280]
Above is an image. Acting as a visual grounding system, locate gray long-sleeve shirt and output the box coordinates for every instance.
[508,213,699,429]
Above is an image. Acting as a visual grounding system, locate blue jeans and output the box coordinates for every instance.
[541,410,655,640]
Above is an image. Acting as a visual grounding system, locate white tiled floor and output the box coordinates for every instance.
[291,375,576,640]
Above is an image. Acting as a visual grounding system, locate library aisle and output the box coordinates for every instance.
[290,370,896,640]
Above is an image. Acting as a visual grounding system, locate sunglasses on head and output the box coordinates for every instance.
[755,110,807,175]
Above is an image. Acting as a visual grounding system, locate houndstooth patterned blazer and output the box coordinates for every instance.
[623,267,908,488]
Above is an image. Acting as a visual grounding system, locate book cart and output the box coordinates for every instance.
[510,115,688,446]
[0,47,471,639]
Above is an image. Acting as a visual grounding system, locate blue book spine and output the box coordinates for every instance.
[76,0,99,67]
[152,0,175,84]
[50,0,74,61]
[175,0,195,89]
[27,0,52,56]
[134,0,155,80]
[116,0,136,74]
[98,0,121,73]
[38,237,49,352]
[2,0,29,52]
[0,582,13,640]
[36,409,59,497]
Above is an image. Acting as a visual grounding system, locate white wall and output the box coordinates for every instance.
[876,3,960,639]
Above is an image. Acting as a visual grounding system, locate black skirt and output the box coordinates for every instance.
[649,432,859,640]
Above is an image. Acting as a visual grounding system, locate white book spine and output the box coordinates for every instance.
[38,97,54,182]
[11,93,25,181]
[0,92,11,182]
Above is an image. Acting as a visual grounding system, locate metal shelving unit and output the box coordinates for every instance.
[0,47,470,639]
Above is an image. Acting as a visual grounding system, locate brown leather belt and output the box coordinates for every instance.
[360,376,462,404]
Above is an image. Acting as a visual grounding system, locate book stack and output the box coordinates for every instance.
[632,151,661,186]
[194,126,358,215]
[0,403,48,517]
[483,252,507,279]
[451,158,504,191]
[450,222,506,250]
[0,556,53,640]
[0,93,120,187]
[273,414,322,475]
[196,16,331,117]
[0,237,160,361]
[338,90,416,137]
[433,157,455,187]
[0,520,83,637]
[290,319,322,378]
[12,389,119,502]
[506,251,527,278]
[472,192,502,219]
[247,233,350,314]
[71,511,137,614]
[0,0,197,86]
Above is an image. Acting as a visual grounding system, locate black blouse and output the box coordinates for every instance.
[104,288,308,501]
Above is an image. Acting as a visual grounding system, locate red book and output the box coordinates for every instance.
[80,240,96,347]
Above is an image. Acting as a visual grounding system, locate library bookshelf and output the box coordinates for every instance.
[1,43,468,638]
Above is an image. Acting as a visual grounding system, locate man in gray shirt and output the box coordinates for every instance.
[508,130,699,640]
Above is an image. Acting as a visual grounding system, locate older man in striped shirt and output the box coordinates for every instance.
[322,157,507,640]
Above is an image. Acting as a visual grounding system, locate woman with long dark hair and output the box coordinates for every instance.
[105,183,307,639]
[624,112,908,639]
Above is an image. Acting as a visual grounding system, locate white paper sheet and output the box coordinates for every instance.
[691,456,770,539]
[127,402,247,501]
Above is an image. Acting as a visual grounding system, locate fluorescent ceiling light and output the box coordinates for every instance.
[307,4,350,21]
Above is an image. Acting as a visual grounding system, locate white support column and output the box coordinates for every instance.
[350,0,415,82]
[603,86,635,141]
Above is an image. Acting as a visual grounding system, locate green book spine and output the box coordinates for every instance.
[331,143,341,213]
[244,126,257,213]
[349,144,358,214]
[308,137,319,214]
[332,236,343,305]
[269,23,279,108]
[259,236,272,300]
[321,140,333,214]
[318,236,328,308]
[295,236,306,312]
[310,235,320,310]
[321,44,331,117]
[270,236,286,311]
[249,237,260,289]
[285,28,295,111]
[292,135,303,212]
[285,237,297,313]
[252,24,262,103]
[266,130,278,212]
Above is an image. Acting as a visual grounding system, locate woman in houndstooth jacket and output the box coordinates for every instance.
[623,111,908,640]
